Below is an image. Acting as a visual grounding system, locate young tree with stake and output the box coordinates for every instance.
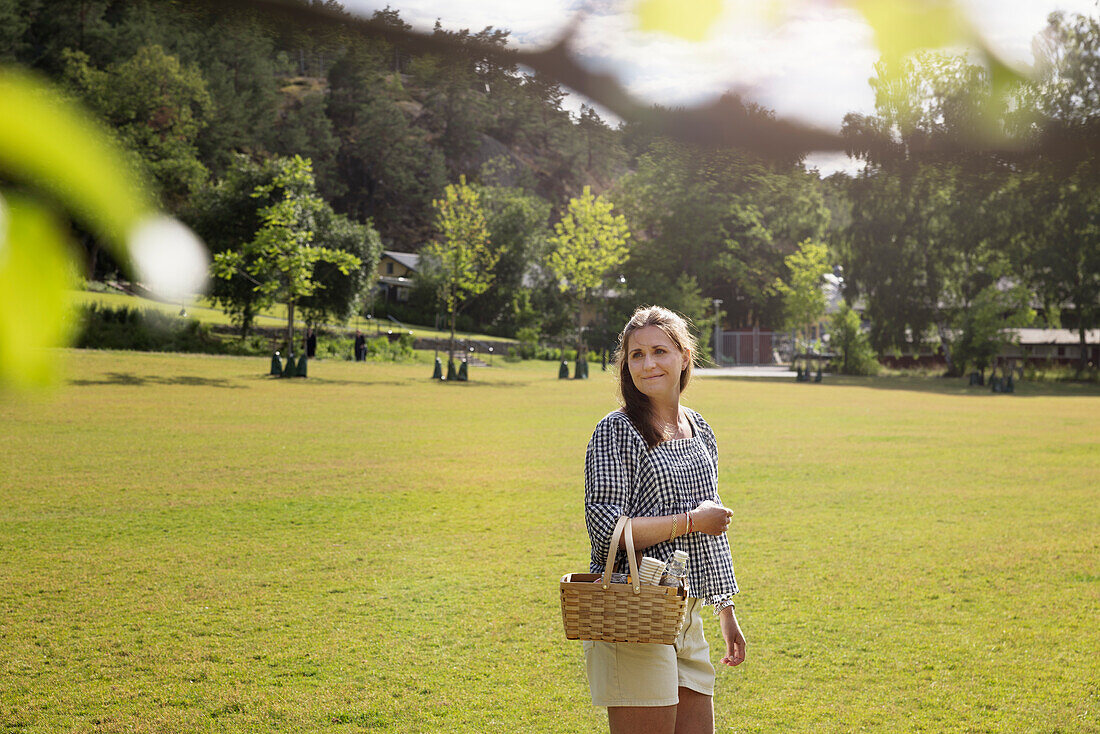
[425,176,498,376]
[546,187,631,370]
[212,155,360,359]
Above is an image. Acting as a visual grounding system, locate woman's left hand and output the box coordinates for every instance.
[717,606,746,667]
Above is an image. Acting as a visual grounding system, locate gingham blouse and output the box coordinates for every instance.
[584,408,739,608]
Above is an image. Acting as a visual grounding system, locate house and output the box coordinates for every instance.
[376,250,420,303]
[877,328,1100,369]
[1002,328,1100,367]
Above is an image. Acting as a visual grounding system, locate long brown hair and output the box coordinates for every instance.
[614,305,697,449]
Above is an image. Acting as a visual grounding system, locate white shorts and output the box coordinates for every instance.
[581,597,715,707]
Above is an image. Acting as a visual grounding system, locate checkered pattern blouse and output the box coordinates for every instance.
[584,408,739,608]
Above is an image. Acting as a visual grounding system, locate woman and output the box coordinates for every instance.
[583,305,746,734]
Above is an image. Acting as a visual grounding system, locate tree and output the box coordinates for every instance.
[840,52,1018,373]
[546,186,631,360]
[326,47,447,244]
[610,134,827,330]
[419,23,504,176]
[423,176,497,369]
[829,302,879,375]
[187,155,276,338]
[182,7,281,177]
[772,239,831,349]
[62,45,213,209]
[0,0,31,63]
[190,154,382,339]
[950,283,1035,377]
[1011,12,1100,373]
[298,206,384,328]
[15,0,1094,391]
[463,182,552,336]
[211,155,360,355]
[271,91,342,202]
[577,105,623,181]
[1012,162,1100,373]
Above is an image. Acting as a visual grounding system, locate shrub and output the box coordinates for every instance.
[320,336,353,360]
[362,334,414,362]
[949,284,1035,376]
[515,327,538,360]
[1022,363,1100,384]
[76,304,233,354]
[828,303,879,376]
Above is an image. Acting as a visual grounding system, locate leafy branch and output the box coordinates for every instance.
[200,0,1097,160]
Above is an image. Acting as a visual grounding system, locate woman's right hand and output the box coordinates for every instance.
[690,500,733,535]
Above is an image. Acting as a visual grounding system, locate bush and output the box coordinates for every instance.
[1022,363,1100,384]
[515,327,539,360]
[319,336,353,360]
[76,304,236,354]
[949,284,1035,376]
[828,303,879,376]
[362,334,415,362]
[536,345,559,361]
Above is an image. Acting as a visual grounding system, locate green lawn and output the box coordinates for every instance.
[70,289,514,344]
[2,352,1098,732]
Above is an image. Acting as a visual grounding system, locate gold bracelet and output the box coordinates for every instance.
[669,513,678,541]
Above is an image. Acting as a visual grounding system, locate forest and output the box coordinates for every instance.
[2,0,1097,374]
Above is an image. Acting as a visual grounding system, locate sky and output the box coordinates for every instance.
[342,0,1099,174]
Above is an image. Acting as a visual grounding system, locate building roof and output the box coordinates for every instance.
[1014,328,1100,345]
[382,250,420,272]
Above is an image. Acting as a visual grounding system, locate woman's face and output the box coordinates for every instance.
[626,325,688,403]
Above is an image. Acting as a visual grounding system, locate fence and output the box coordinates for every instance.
[717,328,776,365]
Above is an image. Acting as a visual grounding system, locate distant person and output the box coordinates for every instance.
[306,328,317,358]
[582,305,745,734]
[354,330,366,362]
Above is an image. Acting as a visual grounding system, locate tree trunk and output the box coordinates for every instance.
[1078,324,1088,375]
[576,303,585,359]
[240,302,253,341]
[935,320,956,376]
[86,235,99,281]
[286,300,296,357]
[448,308,457,365]
[446,281,456,364]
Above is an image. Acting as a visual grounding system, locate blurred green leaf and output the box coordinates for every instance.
[0,194,78,389]
[635,0,723,42]
[0,67,155,260]
[851,0,1025,87]
[852,0,966,62]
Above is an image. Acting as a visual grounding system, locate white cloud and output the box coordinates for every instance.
[959,0,1100,68]
[343,0,579,46]
[803,150,865,177]
[343,0,1099,135]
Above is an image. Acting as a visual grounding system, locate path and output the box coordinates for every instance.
[695,365,797,378]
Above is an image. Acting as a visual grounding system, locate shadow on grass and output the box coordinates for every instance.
[706,374,1100,398]
[246,375,537,388]
[429,379,536,389]
[69,372,246,389]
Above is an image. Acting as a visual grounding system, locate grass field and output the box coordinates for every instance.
[2,352,1098,733]
[70,289,514,343]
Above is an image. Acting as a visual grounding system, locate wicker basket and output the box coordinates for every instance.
[560,517,687,644]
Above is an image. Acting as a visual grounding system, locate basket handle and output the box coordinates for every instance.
[601,516,642,594]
